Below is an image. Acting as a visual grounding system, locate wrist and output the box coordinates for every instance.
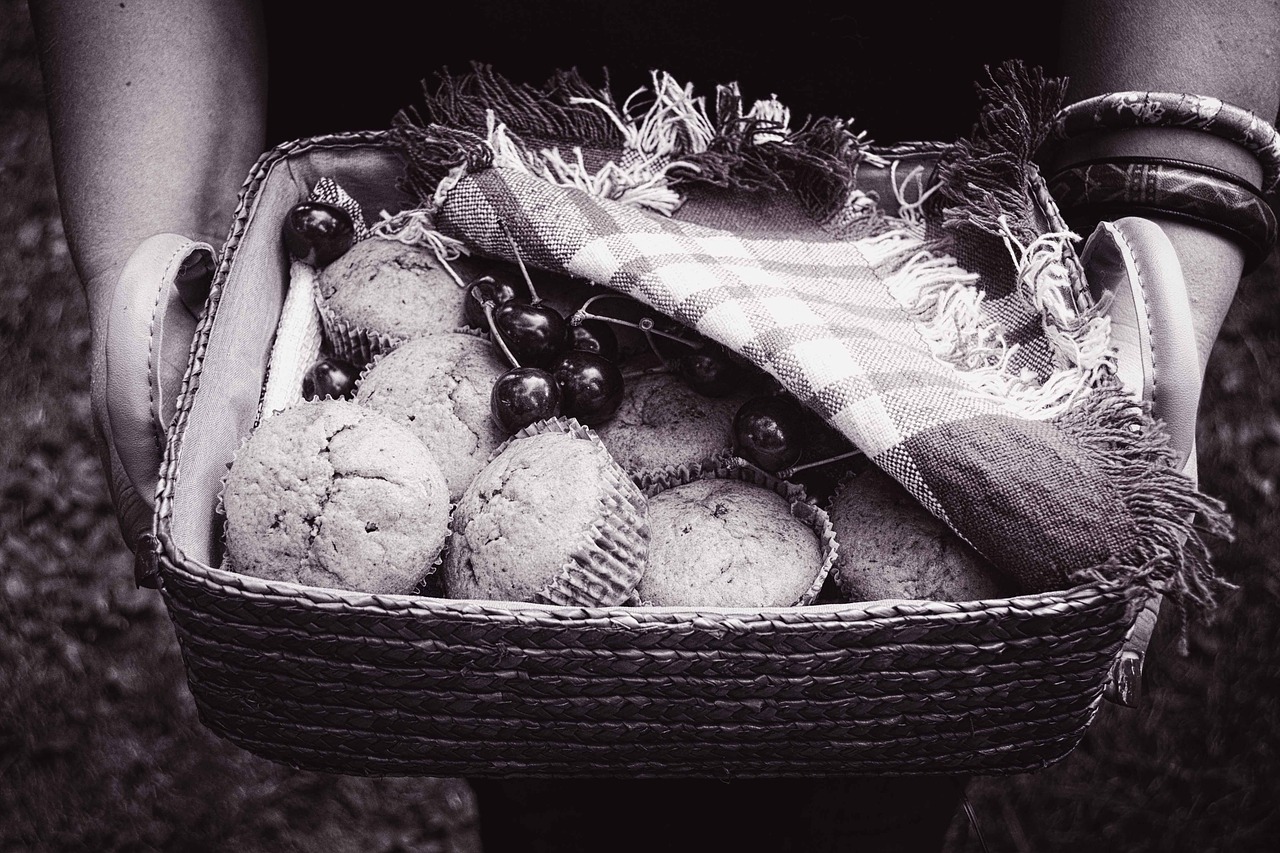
[1145,221,1245,374]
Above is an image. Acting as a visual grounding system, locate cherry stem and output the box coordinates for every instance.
[571,294,700,346]
[503,226,542,304]
[776,449,864,479]
[482,300,521,368]
[640,321,673,370]
[620,364,671,382]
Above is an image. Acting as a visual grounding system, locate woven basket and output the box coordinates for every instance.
[154,131,1148,779]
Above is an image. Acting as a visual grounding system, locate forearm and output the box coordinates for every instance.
[29,0,267,333]
[1054,0,1280,370]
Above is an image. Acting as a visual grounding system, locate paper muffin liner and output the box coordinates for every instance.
[349,325,495,388]
[213,429,256,528]
[629,448,737,492]
[315,294,408,369]
[478,416,650,607]
[452,324,494,342]
[410,503,455,596]
[626,459,838,607]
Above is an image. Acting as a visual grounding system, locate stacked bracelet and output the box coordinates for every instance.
[1045,157,1278,274]
[1044,91,1280,195]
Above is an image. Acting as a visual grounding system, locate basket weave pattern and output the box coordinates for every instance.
[156,133,1147,778]
[161,562,1140,776]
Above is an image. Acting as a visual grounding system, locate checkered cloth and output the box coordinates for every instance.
[392,63,1230,605]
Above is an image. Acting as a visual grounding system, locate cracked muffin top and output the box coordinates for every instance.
[355,331,508,501]
[441,424,649,606]
[221,399,450,593]
[315,236,495,344]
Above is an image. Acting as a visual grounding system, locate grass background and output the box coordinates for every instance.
[2,0,1277,849]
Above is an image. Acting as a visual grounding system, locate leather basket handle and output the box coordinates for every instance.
[103,233,214,555]
[1081,216,1201,707]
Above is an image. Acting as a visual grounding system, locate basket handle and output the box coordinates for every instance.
[103,233,214,567]
[1080,216,1201,706]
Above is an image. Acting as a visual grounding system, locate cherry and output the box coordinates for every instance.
[491,300,569,369]
[674,343,742,397]
[283,201,356,267]
[569,319,620,363]
[464,275,521,329]
[551,351,625,426]
[491,366,562,434]
[302,357,360,401]
[732,394,805,473]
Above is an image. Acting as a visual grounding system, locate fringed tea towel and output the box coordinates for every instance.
[388,60,1231,618]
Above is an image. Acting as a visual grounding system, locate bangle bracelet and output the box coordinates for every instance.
[1052,155,1259,193]
[1045,92,1280,196]
[1045,158,1278,274]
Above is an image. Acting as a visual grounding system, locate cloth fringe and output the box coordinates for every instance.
[1057,385,1235,637]
[370,209,471,259]
[484,108,693,216]
[391,120,494,213]
[930,59,1069,245]
[925,62,1235,622]
[413,63,625,146]
[391,64,884,223]
[867,212,1107,422]
[572,70,717,158]
[393,66,714,216]
[869,194,1232,627]
[683,111,884,223]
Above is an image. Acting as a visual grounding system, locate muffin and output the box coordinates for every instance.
[827,465,1012,602]
[355,331,508,501]
[442,419,649,606]
[221,400,451,593]
[594,370,746,481]
[634,466,836,608]
[315,236,499,365]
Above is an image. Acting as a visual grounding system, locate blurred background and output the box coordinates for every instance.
[2,0,1277,850]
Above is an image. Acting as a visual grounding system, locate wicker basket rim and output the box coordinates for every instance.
[159,546,1136,626]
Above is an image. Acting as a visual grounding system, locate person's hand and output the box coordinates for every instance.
[88,235,216,552]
